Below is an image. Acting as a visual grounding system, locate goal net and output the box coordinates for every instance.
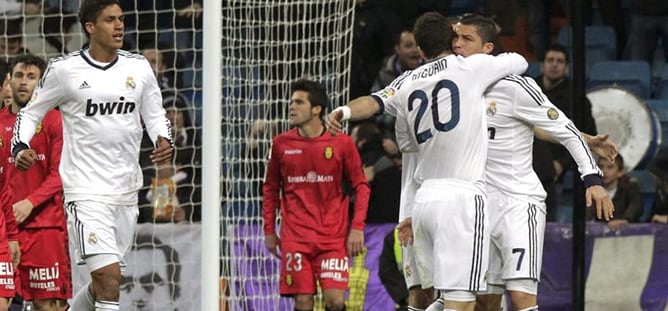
[221,1,354,310]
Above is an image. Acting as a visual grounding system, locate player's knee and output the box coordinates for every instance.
[506,279,538,310]
[408,286,432,308]
[324,302,345,311]
[32,298,68,311]
[476,293,503,311]
[293,294,314,310]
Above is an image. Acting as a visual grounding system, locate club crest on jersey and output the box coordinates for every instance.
[486,101,497,116]
[286,274,293,286]
[88,232,98,244]
[324,146,333,160]
[404,265,412,278]
[547,108,559,120]
[126,76,136,89]
[35,123,43,134]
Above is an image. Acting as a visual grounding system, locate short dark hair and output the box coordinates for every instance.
[543,44,570,64]
[413,12,453,59]
[78,0,122,37]
[290,78,329,118]
[10,54,47,78]
[458,14,500,44]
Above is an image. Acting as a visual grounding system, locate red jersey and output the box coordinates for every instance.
[0,107,64,229]
[263,128,370,243]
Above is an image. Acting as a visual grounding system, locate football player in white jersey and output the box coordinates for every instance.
[328,12,528,311]
[11,1,173,310]
[451,14,614,311]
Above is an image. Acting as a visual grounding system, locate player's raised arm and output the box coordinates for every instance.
[466,52,528,89]
[326,95,382,134]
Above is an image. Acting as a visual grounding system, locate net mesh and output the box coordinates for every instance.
[221,1,354,309]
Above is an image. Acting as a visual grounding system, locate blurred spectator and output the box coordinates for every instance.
[0,59,8,108]
[135,0,201,60]
[647,149,668,224]
[22,8,81,60]
[351,122,400,223]
[533,44,597,220]
[350,0,401,99]
[385,0,452,29]
[141,43,180,89]
[587,155,642,229]
[139,90,201,223]
[371,28,422,92]
[0,17,29,61]
[624,0,668,68]
[0,0,41,17]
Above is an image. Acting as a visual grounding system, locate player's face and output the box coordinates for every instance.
[121,248,175,311]
[395,31,422,70]
[452,24,493,57]
[9,63,41,108]
[87,4,125,50]
[542,51,568,82]
[289,90,320,127]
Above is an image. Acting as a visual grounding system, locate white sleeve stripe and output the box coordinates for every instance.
[565,122,599,171]
[503,75,544,106]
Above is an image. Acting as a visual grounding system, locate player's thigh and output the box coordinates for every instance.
[114,204,139,261]
[414,181,489,291]
[279,241,316,295]
[314,242,348,291]
[486,191,509,286]
[402,245,426,289]
[498,198,546,281]
[0,244,14,301]
[65,201,119,259]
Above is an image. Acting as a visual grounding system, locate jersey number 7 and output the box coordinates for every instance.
[408,79,461,144]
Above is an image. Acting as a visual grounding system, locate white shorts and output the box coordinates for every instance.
[486,190,546,285]
[412,179,489,292]
[66,200,139,269]
[402,245,427,289]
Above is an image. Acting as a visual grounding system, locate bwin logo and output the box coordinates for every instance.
[85,97,136,116]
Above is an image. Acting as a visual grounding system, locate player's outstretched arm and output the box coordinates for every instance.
[326,96,381,135]
[586,185,615,221]
[535,128,618,162]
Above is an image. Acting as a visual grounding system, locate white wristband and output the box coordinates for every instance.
[336,106,352,121]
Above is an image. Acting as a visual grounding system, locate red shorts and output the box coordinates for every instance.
[279,240,349,296]
[17,228,72,300]
[0,242,15,299]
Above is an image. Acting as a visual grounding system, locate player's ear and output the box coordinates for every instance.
[84,22,95,36]
[312,105,322,117]
[482,42,494,54]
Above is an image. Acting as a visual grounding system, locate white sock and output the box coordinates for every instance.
[70,283,95,311]
[94,300,120,311]
[407,307,425,311]
[518,306,539,311]
[425,297,444,311]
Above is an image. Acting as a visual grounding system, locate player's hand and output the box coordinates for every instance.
[264,234,281,258]
[177,3,202,18]
[12,199,34,224]
[607,219,628,231]
[14,149,38,171]
[325,109,345,135]
[396,218,413,247]
[652,214,668,224]
[586,185,614,221]
[8,241,19,268]
[347,229,364,257]
[151,135,173,165]
[587,134,618,162]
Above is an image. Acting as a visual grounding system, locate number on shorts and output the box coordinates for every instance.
[285,252,303,272]
[408,79,461,144]
[488,127,496,140]
[512,248,525,271]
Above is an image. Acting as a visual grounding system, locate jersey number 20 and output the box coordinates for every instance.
[408,79,460,144]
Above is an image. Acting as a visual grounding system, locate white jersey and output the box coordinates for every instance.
[484,74,601,201]
[373,53,527,190]
[12,49,172,201]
